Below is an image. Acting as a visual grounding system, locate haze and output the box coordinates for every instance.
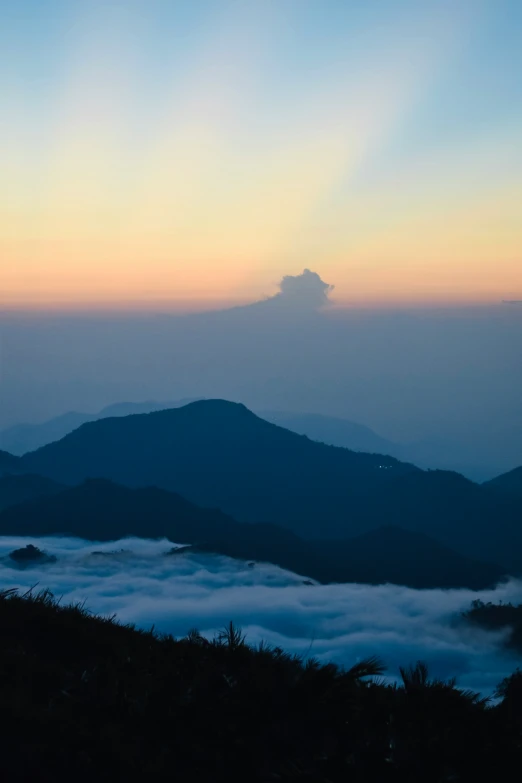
[1,271,521,480]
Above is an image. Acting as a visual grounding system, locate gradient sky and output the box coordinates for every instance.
[2,0,521,310]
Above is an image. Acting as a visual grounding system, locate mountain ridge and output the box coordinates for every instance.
[0,477,504,589]
[19,399,418,538]
[484,466,522,498]
[10,399,522,569]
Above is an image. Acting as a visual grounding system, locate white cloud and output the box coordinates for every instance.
[1,534,519,695]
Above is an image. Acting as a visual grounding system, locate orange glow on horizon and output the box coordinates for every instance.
[2,0,521,312]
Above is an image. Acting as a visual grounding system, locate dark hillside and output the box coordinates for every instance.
[1,589,522,782]
[0,473,65,512]
[0,479,504,589]
[484,467,522,498]
[20,399,416,537]
[0,449,21,475]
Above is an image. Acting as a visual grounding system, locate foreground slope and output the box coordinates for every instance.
[0,479,503,588]
[1,589,522,782]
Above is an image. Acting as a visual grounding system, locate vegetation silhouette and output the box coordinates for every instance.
[2,588,522,782]
[462,599,522,653]
[8,543,57,565]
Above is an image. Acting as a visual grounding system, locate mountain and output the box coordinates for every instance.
[0,412,93,456]
[0,478,240,542]
[2,399,399,467]
[16,400,522,567]
[202,523,504,590]
[19,399,418,538]
[483,467,522,498]
[261,411,398,455]
[395,429,522,483]
[0,478,503,588]
[5,398,519,481]
[0,399,199,456]
[354,468,522,572]
[0,450,21,475]
[262,412,521,481]
[0,474,65,512]
[2,399,391,459]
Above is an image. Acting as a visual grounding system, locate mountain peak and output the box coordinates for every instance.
[177,399,252,417]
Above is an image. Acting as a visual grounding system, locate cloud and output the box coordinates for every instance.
[279,269,333,300]
[0,534,520,695]
[262,269,334,311]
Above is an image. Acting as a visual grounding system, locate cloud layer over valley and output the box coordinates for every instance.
[1,535,520,696]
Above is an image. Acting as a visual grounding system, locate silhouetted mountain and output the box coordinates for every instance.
[261,411,398,455]
[19,400,418,537]
[0,474,65,512]
[394,429,522,483]
[262,412,521,481]
[202,524,504,590]
[483,467,522,498]
[0,478,503,588]
[313,526,504,589]
[0,449,21,475]
[17,400,522,570]
[0,399,199,455]
[0,477,239,541]
[2,398,397,462]
[0,412,93,456]
[355,468,522,572]
[5,397,518,481]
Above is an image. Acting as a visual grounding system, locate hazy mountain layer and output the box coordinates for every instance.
[0,478,503,589]
[0,474,65,512]
[14,400,521,569]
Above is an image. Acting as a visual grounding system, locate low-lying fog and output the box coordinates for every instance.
[1,535,520,695]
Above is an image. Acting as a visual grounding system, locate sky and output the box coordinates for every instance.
[1,534,520,696]
[1,275,521,466]
[2,0,522,310]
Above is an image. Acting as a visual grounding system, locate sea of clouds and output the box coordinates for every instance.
[1,534,521,695]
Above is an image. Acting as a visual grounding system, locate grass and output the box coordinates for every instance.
[1,588,522,781]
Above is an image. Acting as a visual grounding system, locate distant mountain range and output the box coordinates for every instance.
[0,399,516,573]
[262,411,397,455]
[1,399,395,457]
[18,400,417,538]
[0,477,504,589]
[2,399,519,481]
[0,399,199,455]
